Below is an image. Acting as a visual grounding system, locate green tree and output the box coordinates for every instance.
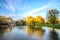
[16,19,26,26]
[47,9,59,31]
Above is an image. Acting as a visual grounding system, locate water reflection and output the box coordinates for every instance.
[27,27,44,37]
[5,27,12,32]
[0,26,60,40]
[0,28,7,40]
[0,28,7,35]
[49,31,59,40]
[27,27,44,40]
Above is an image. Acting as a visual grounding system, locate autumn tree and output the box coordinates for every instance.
[26,16,35,27]
[35,16,45,28]
[46,9,59,31]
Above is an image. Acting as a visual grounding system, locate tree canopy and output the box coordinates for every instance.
[47,9,59,24]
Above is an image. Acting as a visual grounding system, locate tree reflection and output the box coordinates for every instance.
[0,28,7,40]
[35,29,44,37]
[5,27,12,32]
[27,26,44,37]
[0,27,12,36]
[0,29,5,36]
[49,31,59,40]
[27,27,34,35]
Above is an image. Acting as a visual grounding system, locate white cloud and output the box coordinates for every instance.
[0,0,57,20]
[23,4,51,18]
[26,6,47,15]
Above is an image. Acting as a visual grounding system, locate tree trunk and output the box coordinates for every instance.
[53,24,54,32]
[53,26,54,32]
[0,23,1,29]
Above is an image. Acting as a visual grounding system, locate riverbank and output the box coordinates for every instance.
[44,24,60,29]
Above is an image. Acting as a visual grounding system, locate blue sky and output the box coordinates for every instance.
[0,0,60,20]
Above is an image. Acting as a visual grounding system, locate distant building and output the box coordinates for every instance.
[7,18,12,23]
[0,15,13,23]
[59,20,60,23]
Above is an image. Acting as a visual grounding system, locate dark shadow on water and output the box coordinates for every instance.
[49,31,59,40]
[0,27,7,40]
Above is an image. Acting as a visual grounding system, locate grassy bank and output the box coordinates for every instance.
[44,24,60,29]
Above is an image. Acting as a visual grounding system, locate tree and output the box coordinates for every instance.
[16,19,26,26]
[26,16,45,29]
[26,16,35,27]
[35,16,45,29]
[47,9,59,31]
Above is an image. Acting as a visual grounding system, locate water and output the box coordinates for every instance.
[0,26,60,40]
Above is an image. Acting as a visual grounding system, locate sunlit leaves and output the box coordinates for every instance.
[26,16,45,28]
[26,16,35,26]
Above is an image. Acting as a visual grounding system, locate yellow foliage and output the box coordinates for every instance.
[36,16,42,22]
[26,16,35,25]
[26,16,45,26]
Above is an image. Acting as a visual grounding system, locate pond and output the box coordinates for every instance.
[0,26,60,40]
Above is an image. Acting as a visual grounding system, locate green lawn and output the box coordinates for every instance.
[44,24,60,29]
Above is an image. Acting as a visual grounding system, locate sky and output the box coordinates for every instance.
[0,0,60,20]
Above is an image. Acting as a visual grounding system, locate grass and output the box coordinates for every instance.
[54,24,60,29]
[44,24,60,29]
